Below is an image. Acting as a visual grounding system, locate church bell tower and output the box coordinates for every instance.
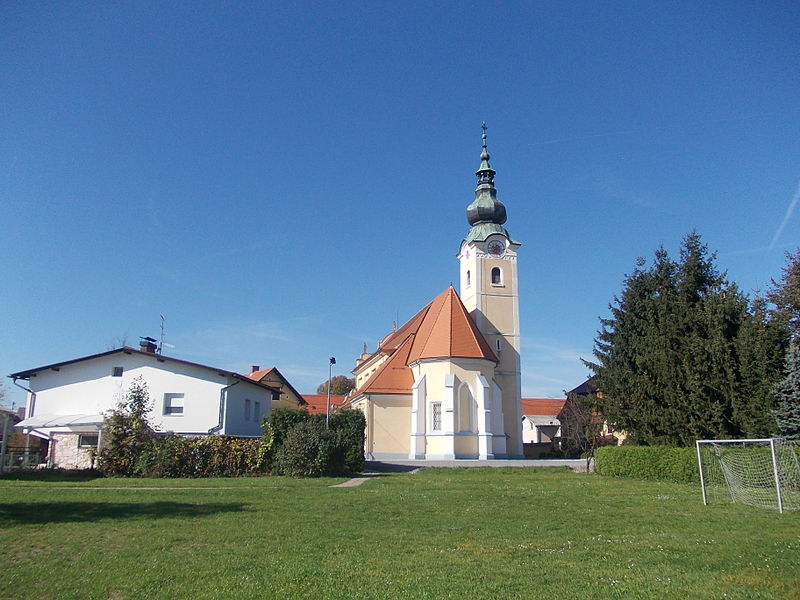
[458,124,523,457]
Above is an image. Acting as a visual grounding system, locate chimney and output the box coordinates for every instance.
[251,365,260,373]
[139,336,158,353]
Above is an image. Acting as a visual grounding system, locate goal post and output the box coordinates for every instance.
[696,438,800,513]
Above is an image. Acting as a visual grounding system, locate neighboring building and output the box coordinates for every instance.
[349,128,524,459]
[301,394,347,415]
[0,408,46,470]
[245,366,307,410]
[566,377,627,446]
[521,398,566,458]
[9,340,280,469]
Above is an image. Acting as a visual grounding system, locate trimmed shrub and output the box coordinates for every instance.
[139,435,269,478]
[262,407,312,459]
[273,410,367,477]
[595,445,699,483]
[329,409,366,476]
[274,417,334,477]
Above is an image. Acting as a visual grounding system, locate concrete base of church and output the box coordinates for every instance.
[368,452,412,460]
[369,452,515,460]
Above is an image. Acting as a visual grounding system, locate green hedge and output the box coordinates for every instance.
[271,409,366,477]
[137,435,269,478]
[99,402,365,479]
[594,445,700,483]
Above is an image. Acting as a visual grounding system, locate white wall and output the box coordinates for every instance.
[222,380,266,437]
[24,351,270,437]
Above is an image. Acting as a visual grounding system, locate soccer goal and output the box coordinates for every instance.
[696,438,800,513]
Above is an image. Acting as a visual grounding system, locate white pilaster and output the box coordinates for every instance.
[491,379,507,457]
[441,373,456,459]
[409,375,426,459]
[476,374,494,459]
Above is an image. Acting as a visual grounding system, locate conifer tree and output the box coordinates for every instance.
[587,232,783,446]
[734,297,786,436]
[768,249,800,337]
[773,337,800,440]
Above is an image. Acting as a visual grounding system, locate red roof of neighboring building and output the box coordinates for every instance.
[244,366,306,404]
[356,287,496,396]
[302,394,347,415]
[245,367,276,381]
[521,398,566,417]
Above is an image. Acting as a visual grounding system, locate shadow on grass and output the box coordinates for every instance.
[0,469,102,482]
[0,501,250,525]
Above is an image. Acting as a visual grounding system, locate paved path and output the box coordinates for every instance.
[332,458,592,487]
[366,458,593,472]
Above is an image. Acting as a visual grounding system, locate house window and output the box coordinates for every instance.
[495,339,502,353]
[112,366,123,377]
[245,399,252,421]
[466,270,471,287]
[432,402,442,431]
[78,434,99,448]
[254,401,260,421]
[163,393,184,416]
[491,267,503,286]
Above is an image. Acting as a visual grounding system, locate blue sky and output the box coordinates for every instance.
[2,2,798,408]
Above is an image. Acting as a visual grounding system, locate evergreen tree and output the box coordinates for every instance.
[587,232,783,446]
[773,337,800,440]
[768,249,800,337]
[733,297,785,436]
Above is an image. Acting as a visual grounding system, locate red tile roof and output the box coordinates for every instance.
[356,287,496,396]
[521,398,566,417]
[245,367,275,381]
[302,394,347,415]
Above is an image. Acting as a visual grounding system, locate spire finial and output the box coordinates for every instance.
[476,121,495,185]
[466,122,507,231]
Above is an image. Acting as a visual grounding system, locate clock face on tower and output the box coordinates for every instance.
[487,240,505,256]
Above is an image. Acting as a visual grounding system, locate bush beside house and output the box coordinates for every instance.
[267,407,366,477]
[98,385,366,478]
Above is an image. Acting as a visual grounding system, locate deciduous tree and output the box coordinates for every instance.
[97,376,155,476]
[316,375,355,395]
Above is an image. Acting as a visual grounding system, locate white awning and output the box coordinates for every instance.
[523,415,561,427]
[15,414,105,429]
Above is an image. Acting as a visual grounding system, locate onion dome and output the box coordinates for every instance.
[464,123,515,244]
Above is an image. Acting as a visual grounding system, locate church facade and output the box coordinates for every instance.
[349,129,523,459]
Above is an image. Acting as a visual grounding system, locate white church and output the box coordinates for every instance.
[348,128,524,459]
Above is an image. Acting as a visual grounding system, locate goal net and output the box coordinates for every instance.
[696,438,800,513]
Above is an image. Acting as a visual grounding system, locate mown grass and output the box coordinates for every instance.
[0,468,797,600]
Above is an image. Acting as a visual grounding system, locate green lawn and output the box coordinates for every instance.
[0,468,797,600]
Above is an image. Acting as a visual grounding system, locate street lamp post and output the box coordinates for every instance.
[326,356,336,427]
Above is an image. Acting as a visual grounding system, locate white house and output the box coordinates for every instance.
[10,340,278,469]
[521,398,566,458]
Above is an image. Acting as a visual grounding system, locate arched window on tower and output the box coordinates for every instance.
[466,270,471,287]
[491,266,503,286]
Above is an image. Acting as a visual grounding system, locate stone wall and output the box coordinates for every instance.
[51,432,95,469]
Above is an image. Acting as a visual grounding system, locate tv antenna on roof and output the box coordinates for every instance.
[159,315,166,354]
